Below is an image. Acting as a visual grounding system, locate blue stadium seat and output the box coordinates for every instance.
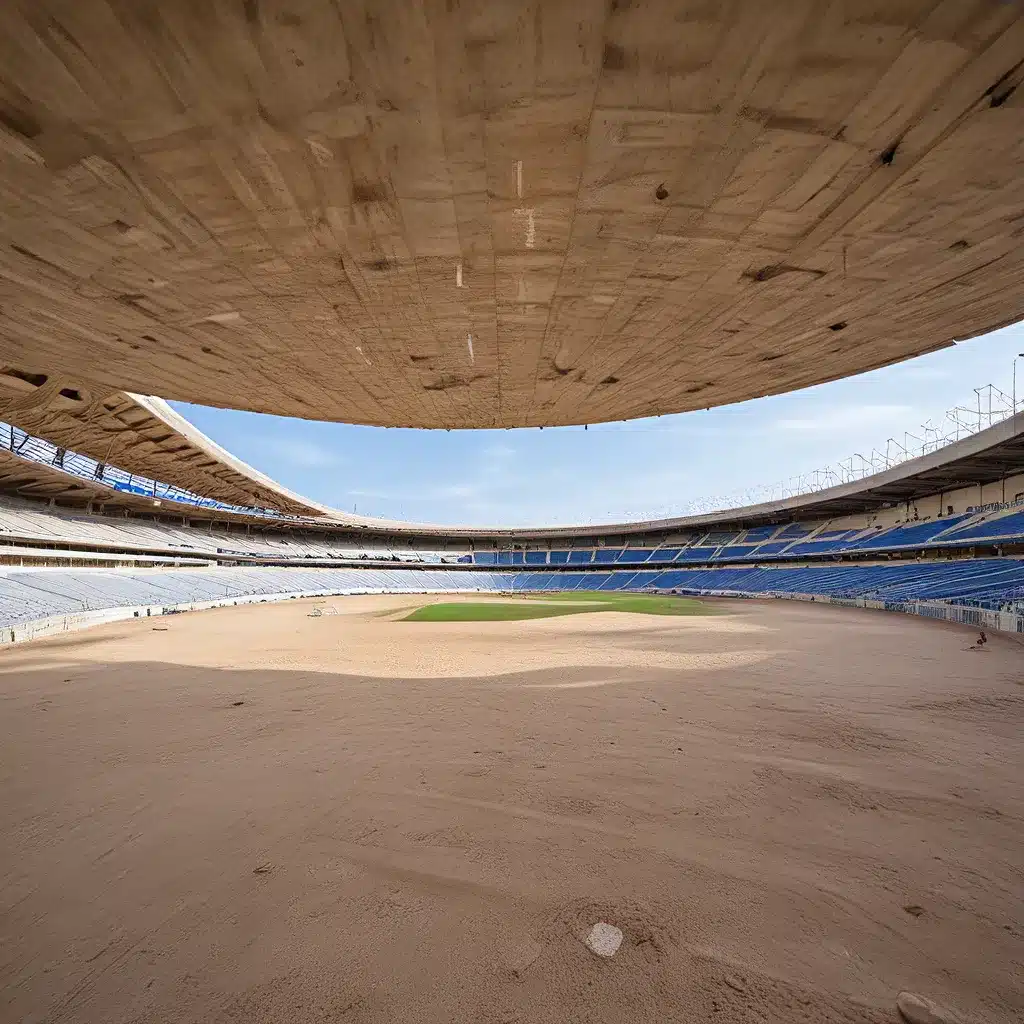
[842,516,969,550]
[507,558,1024,606]
[680,546,718,561]
[647,548,681,561]
[750,541,793,556]
[941,510,1024,542]
[739,525,778,543]
[785,534,858,555]
[703,531,739,545]
[776,524,813,539]
[617,549,652,563]
[719,545,756,558]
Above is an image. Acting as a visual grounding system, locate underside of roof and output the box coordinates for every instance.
[0,444,178,513]
[0,443,330,526]
[0,387,329,515]
[0,1,1022,429]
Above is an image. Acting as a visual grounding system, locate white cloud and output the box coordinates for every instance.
[889,365,954,382]
[434,482,481,500]
[262,438,345,469]
[772,403,915,433]
[348,480,485,504]
[481,443,516,460]
[347,487,393,500]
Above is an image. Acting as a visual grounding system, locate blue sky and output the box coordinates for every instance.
[172,323,1024,527]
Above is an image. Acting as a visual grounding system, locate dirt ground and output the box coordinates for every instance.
[1,595,1021,1024]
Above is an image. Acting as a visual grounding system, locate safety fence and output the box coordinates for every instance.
[0,585,493,646]
[900,599,1024,634]
[669,588,1024,634]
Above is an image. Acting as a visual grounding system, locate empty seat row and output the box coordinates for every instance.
[5,558,1023,630]
[471,507,1024,566]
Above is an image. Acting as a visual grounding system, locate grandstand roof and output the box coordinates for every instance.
[0,442,321,524]
[0,392,329,516]
[0,445,143,511]
[1,2,1023,430]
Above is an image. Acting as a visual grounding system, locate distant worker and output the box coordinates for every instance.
[967,630,989,651]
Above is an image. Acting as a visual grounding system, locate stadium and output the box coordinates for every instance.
[2,3,1023,1024]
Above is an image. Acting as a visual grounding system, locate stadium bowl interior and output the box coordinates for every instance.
[0,3,1022,1023]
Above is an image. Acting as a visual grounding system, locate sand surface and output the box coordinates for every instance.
[1,596,1021,1023]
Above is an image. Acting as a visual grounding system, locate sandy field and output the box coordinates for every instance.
[0,595,1021,1023]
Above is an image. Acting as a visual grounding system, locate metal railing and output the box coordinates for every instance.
[677,383,1020,518]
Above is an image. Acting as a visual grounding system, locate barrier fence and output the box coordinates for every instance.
[665,588,1024,635]
[902,599,1024,634]
[0,585,487,645]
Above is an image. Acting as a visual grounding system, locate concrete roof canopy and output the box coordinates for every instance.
[0,387,329,515]
[0,0,1022,438]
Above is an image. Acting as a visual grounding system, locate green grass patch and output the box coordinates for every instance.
[402,591,715,622]
[404,601,587,622]
[520,590,710,614]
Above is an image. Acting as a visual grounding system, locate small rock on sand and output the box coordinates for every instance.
[723,973,746,993]
[897,991,958,1024]
[585,922,623,957]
